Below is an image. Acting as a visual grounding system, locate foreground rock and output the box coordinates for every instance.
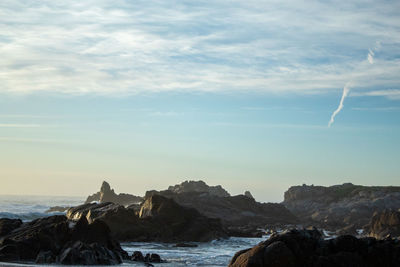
[229,228,400,267]
[368,209,400,239]
[0,215,128,265]
[0,218,22,236]
[67,194,227,242]
[85,181,143,206]
[146,181,298,228]
[283,183,400,231]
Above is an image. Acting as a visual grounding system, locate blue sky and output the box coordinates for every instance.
[0,0,399,201]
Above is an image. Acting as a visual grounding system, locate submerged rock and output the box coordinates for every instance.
[85,181,143,206]
[228,228,400,267]
[67,194,227,242]
[0,215,128,265]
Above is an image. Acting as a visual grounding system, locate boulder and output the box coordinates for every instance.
[67,195,227,242]
[0,215,127,265]
[85,181,143,206]
[368,209,400,239]
[229,228,400,267]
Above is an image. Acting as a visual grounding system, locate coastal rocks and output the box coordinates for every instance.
[67,195,227,242]
[0,218,22,236]
[45,206,70,213]
[283,183,400,230]
[85,181,143,206]
[168,180,230,197]
[228,228,400,267]
[0,215,127,265]
[131,251,164,263]
[145,189,298,228]
[368,209,400,239]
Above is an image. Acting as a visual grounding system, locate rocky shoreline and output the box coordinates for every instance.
[1,180,400,265]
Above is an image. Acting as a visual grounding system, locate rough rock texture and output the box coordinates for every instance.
[168,180,230,197]
[85,181,143,206]
[368,209,400,239]
[283,183,400,230]
[0,215,127,265]
[67,195,227,242]
[229,228,400,267]
[145,189,297,228]
[0,218,22,237]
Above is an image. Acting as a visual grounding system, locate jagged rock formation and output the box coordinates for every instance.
[229,228,400,267]
[67,195,227,242]
[168,180,230,197]
[0,218,22,236]
[146,185,297,228]
[85,181,143,206]
[0,215,128,265]
[283,183,400,230]
[368,209,400,239]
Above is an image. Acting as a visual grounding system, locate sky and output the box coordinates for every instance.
[0,0,399,202]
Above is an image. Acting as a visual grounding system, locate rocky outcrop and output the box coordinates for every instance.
[0,215,128,265]
[145,189,297,228]
[45,206,70,213]
[368,209,400,239]
[67,195,227,242]
[85,181,143,206]
[168,180,230,197]
[0,218,22,236]
[283,183,400,230]
[229,228,400,267]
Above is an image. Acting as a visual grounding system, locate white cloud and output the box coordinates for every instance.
[351,89,400,100]
[0,0,399,95]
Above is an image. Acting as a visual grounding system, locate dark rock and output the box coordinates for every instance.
[368,209,400,239]
[283,183,400,229]
[227,226,264,238]
[0,218,22,237]
[168,180,230,197]
[67,194,227,242]
[131,251,144,261]
[146,185,297,228]
[244,191,254,200]
[228,228,400,267]
[0,215,127,265]
[85,181,143,206]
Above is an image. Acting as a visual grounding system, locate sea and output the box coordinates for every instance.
[0,195,267,267]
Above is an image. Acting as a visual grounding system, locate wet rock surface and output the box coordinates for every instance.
[0,215,128,265]
[229,228,400,267]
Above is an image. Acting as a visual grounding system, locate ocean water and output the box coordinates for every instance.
[0,195,266,267]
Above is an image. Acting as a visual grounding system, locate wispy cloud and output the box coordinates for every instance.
[0,123,41,128]
[0,1,399,95]
[351,89,400,100]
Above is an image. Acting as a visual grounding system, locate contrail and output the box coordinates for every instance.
[328,83,351,127]
[328,45,377,127]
